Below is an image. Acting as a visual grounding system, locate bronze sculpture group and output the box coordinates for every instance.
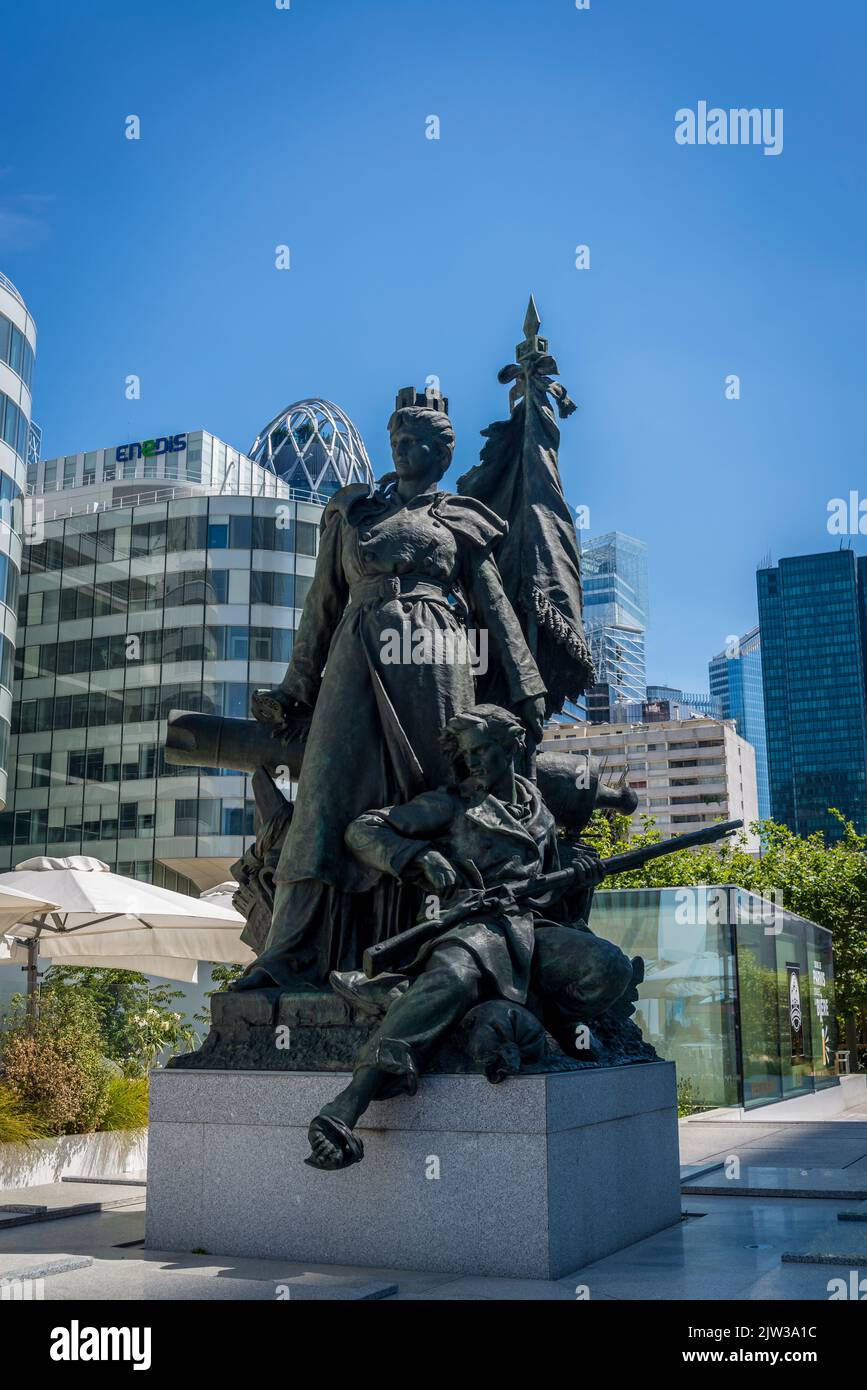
[166,302,738,1170]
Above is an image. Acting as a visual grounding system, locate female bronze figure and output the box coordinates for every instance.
[233,390,547,991]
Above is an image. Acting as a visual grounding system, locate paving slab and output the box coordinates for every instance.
[679,1161,724,1183]
[0,1180,146,1229]
[738,1262,858,1300]
[831,1102,867,1121]
[278,1280,398,1300]
[61,1172,147,1186]
[0,1200,458,1300]
[729,1132,867,1155]
[30,1260,398,1301]
[679,1122,867,1175]
[552,1194,863,1302]
[682,1166,867,1199]
[781,1217,867,1265]
[677,1122,786,1166]
[704,1147,867,1173]
[0,1256,93,1284]
[391,1277,591,1300]
[782,1234,867,1265]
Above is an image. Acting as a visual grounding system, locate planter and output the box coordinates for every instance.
[0,1128,147,1189]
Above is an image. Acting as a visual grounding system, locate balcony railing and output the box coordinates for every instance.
[27,480,330,522]
[0,271,26,309]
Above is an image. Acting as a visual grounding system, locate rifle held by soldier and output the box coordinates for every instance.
[362,818,744,978]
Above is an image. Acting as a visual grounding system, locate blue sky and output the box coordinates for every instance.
[1,0,865,693]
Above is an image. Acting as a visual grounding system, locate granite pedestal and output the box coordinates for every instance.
[145,1061,681,1279]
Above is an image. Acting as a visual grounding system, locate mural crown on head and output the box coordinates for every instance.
[394,385,449,415]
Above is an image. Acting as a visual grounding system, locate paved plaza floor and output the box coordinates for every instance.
[2,1106,866,1301]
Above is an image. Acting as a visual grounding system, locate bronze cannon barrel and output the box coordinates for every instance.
[164,711,633,835]
[165,710,308,781]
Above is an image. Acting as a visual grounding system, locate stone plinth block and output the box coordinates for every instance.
[145,1062,681,1279]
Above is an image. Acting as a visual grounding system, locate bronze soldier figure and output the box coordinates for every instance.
[305,704,636,1169]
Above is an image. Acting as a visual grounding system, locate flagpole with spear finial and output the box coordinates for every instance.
[513,300,546,773]
[509,294,548,411]
[458,294,594,737]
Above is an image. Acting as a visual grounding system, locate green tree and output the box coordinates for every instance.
[194,963,245,1026]
[37,967,198,1075]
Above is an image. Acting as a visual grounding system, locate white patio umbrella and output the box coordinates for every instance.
[0,882,60,933]
[0,857,253,1008]
[199,881,238,910]
[0,936,25,963]
[0,882,63,997]
[19,952,202,983]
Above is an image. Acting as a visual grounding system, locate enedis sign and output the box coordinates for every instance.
[115,433,187,463]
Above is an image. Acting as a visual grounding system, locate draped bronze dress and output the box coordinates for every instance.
[248,481,546,989]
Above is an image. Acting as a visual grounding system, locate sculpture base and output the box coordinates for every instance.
[145,1062,681,1279]
[166,988,659,1074]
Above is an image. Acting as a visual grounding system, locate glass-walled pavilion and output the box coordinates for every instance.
[594,886,836,1111]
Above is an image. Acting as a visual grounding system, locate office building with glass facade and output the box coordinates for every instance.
[595,886,836,1110]
[0,405,375,889]
[708,627,771,821]
[0,272,36,808]
[581,531,649,724]
[757,550,867,840]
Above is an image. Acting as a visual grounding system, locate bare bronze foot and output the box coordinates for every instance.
[305,1114,364,1170]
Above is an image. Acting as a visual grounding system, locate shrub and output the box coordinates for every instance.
[0,1085,45,1144]
[677,1076,706,1118]
[0,994,112,1136]
[101,1076,149,1132]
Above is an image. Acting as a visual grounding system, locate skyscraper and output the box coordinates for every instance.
[756,550,867,840]
[708,627,771,821]
[0,272,36,808]
[581,531,648,724]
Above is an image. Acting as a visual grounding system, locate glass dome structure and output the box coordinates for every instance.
[248,399,374,499]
